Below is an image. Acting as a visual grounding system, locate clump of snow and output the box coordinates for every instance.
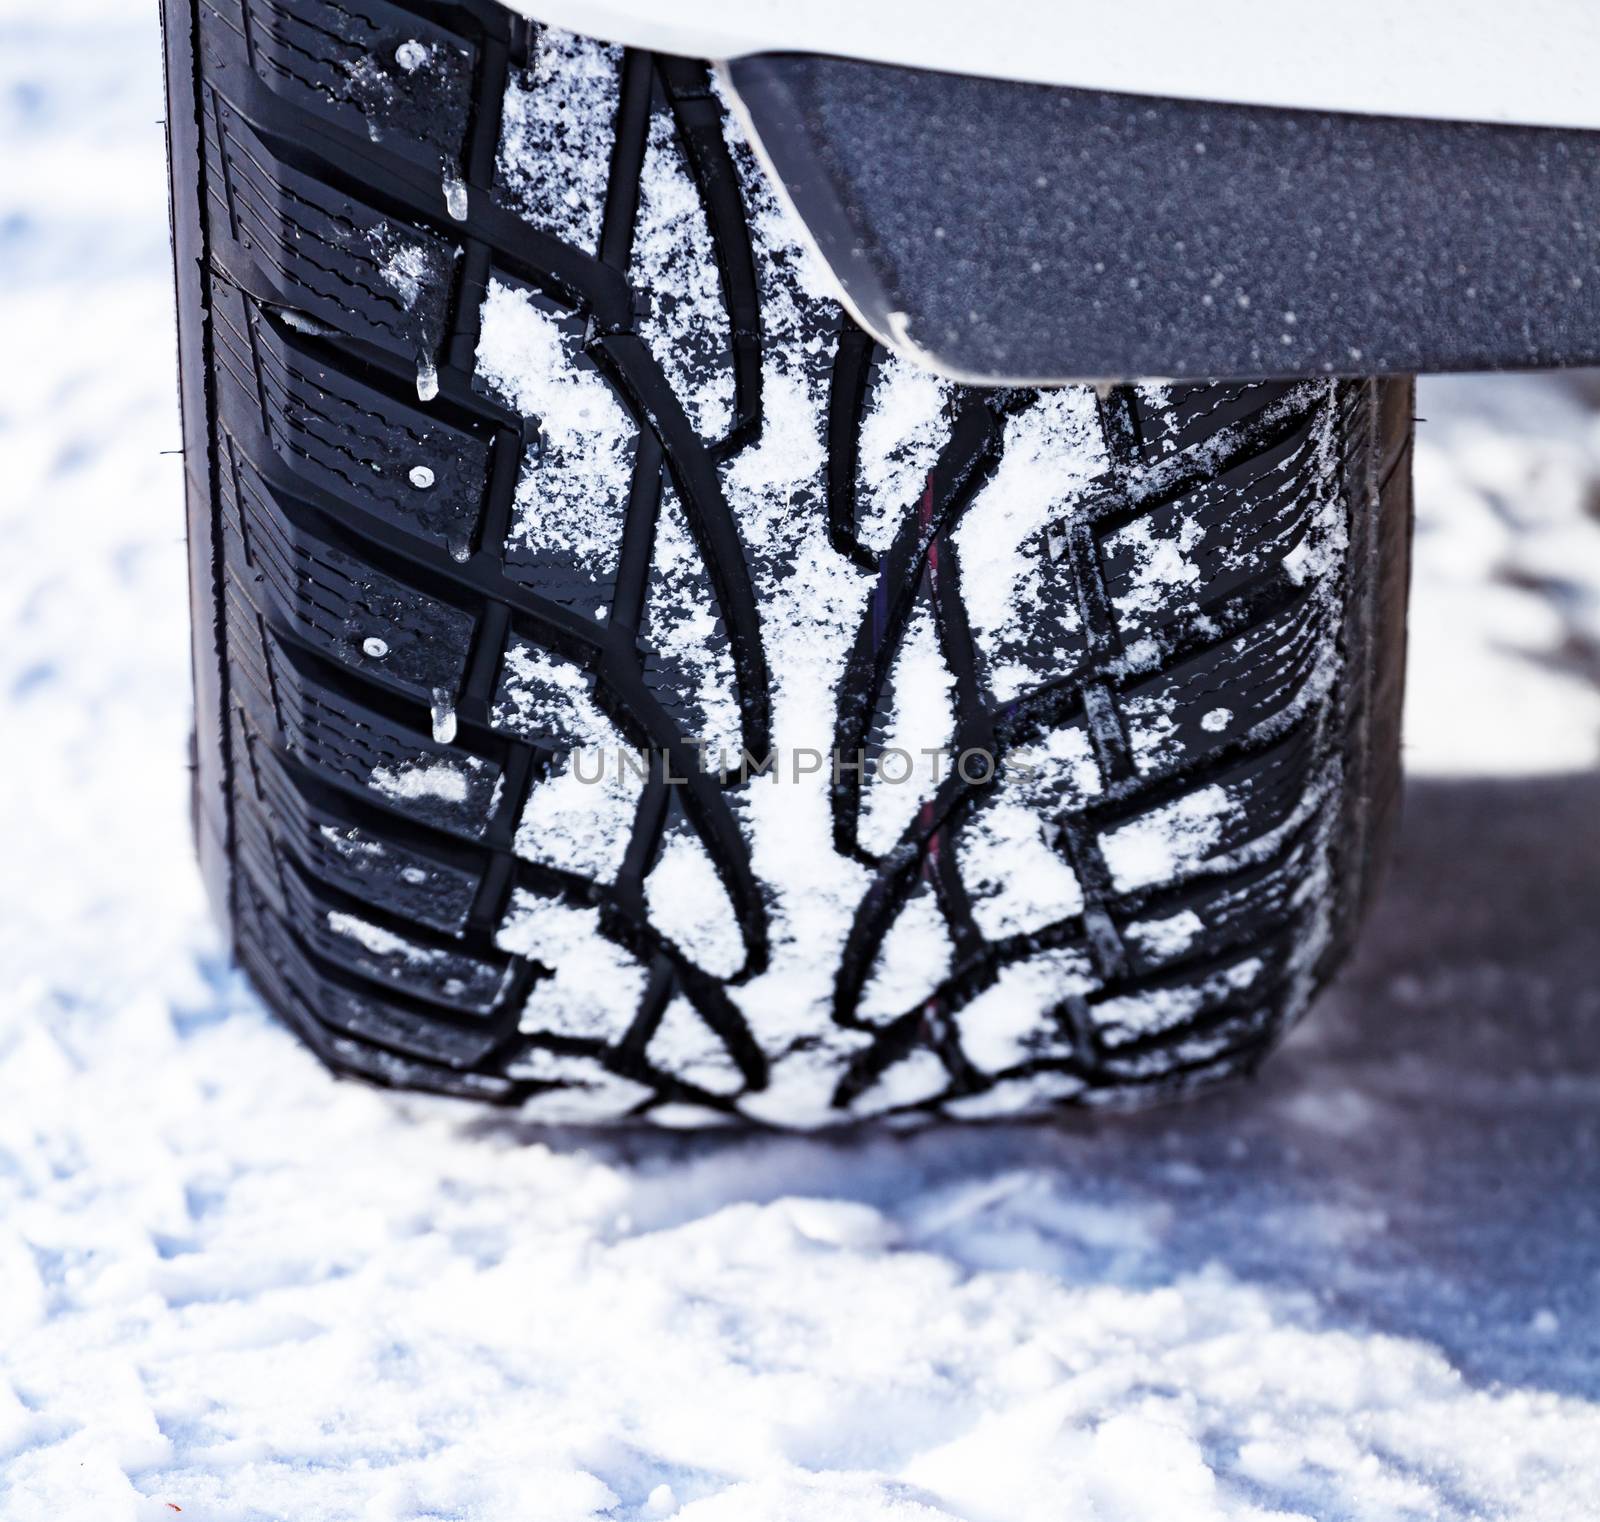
[1125,908,1205,963]
[1100,784,1233,892]
[854,352,954,552]
[960,792,1085,938]
[1105,512,1204,621]
[643,829,743,978]
[1134,380,1174,424]
[493,638,603,747]
[1280,409,1347,591]
[954,950,1095,1072]
[645,996,743,1095]
[319,823,387,861]
[325,909,437,964]
[496,640,643,882]
[515,757,645,880]
[856,889,954,1023]
[850,1044,952,1116]
[1122,686,1181,771]
[374,239,430,310]
[1006,723,1103,805]
[368,755,474,806]
[952,388,1104,701]
[858,605,956,855]
[394,39,431,74]
[499,892,646,1042]
[475,278,635,579]
[494,28,618,253]
[274,306,340,337]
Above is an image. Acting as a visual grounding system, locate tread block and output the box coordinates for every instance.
[493,28,617,253]
[1120,591,1334,779]
[1087,943,1282,1052]
[220,446,474,703]
[294,891,515,1017]
[241,724,483,933]
[200,0,478,179]
[1099,413,1327,642]
[254,906,503,1067]
[1096,725,1327,896]
[209,283,492,557]
[636,484,742,756]
[1130,381,1297,464]
[233,624,503,841]
[474,275,635,617]
[203,92,457,366]
[1116,827,1318,977]
[237,906,516,1098]
[299,815,480,935]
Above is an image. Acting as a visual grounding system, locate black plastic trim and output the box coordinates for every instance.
[727,53,1600,384]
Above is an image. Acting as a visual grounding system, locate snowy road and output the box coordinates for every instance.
[2,7,1599,1520]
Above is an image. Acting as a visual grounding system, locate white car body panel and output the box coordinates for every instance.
[510,0,1600,132]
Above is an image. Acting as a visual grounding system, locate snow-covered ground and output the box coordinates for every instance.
[3,7,1599,1519]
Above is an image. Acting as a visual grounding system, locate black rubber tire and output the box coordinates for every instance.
[161,0,1414,1126]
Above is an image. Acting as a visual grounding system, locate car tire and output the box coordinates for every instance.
[162,0,1414,1126]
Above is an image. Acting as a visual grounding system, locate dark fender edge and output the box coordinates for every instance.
[727,53,1600,385]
